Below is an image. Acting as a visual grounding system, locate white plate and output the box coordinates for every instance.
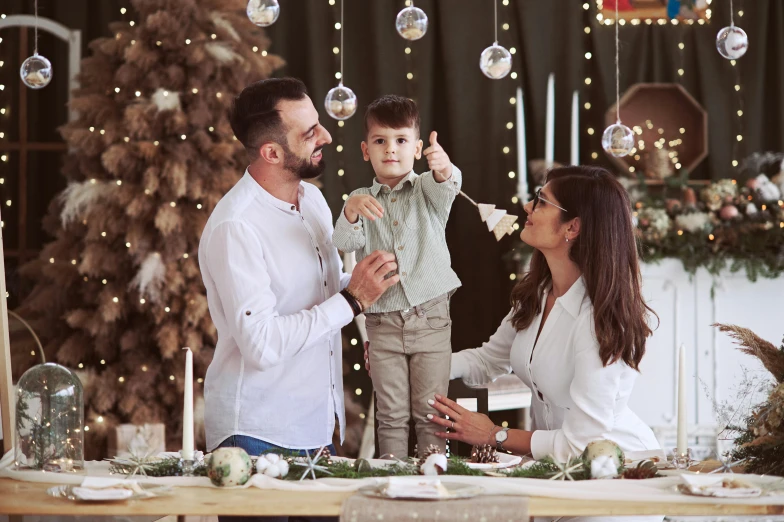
[465,452,523,470]
[47,483,173,502]
[358,480,484,500]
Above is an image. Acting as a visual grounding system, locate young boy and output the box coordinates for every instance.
[333,95,461,458]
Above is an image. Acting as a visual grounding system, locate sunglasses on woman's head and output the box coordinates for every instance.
[532,188,568,213]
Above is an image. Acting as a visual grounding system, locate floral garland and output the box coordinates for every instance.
[510,153,784,281]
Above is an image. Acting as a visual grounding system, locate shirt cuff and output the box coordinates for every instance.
[450,351,471,380]
[322,292,356,331]
[530,429,557,461]
[335,209,364,234]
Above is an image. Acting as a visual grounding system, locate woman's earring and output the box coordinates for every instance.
[565,236,570,243]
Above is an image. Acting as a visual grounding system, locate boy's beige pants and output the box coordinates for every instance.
[365,293,452,458]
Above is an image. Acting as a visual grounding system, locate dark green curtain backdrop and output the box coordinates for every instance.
[1,0,783,348]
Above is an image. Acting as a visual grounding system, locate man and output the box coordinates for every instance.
[198,78,397,520]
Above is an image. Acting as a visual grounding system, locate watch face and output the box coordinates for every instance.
[495,429,508,443]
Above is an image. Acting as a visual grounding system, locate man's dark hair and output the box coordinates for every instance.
[363,95,421,138]
[228,77,309,158]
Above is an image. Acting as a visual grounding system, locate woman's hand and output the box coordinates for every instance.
[426,394,497,446]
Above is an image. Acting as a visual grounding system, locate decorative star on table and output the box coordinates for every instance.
[548,456,583,481]
[291,445,334,481]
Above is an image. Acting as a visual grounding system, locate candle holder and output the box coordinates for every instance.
[179,458,196,476]
[671,448,693,470]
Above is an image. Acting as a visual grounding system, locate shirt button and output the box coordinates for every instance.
[393,220,399,226]
[354,226,360,230]
[245,311,251,316]
[391,197,397,202]
[402,272,407,277]
[330,351,333,356]
[291,205,296,211]
[324,281,327,287]
[398,245,404,251]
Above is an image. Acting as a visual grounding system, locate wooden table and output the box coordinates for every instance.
[1,478,783,517]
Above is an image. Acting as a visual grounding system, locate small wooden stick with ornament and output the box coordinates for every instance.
[459,191,519,241]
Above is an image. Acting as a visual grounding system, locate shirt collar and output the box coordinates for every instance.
[550,276,588,318]
[370,170,417,197]
[242,169,305,214]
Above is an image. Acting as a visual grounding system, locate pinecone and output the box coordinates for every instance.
[470,444,500,464]
[417,444,443,465]
[621,460,658,480]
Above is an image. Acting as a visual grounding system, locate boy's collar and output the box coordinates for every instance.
[370,170,417,196]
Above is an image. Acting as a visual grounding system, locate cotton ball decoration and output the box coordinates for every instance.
[247,0,280,27]
[395,6,428,41]
[324,84,357,120]
[581,440,625,478]
[420,453,448,476]
[479,44,512,79]
[753,174,782,201]
[602,123,634,157]
[207,447,253,487]
[255,453,289,478]
[746,203,758,215]
[716,25,748,60]
[20,53,53,89]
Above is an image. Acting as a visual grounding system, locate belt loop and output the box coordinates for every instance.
[416,305,424,318]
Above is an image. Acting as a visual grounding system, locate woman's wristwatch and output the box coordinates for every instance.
[494,426,509,452]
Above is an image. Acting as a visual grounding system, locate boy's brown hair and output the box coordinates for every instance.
[364,95,421,138]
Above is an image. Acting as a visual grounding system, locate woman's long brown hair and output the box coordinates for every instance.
[510,166,657,371]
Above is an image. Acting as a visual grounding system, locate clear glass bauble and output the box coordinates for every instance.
[324,84,357,120]
[716,25,748,59]
[247,0,280,27]
[480,44,512,80]
[15,363,84,472]
[602,123,635,157]
[395,6,428,40]
[20,53,53,90]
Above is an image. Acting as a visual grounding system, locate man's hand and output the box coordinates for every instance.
[423,131,453,182]
[344,194,384,224]
[346,250,399,310]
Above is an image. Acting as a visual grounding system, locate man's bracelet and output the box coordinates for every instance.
[340,289,362,317]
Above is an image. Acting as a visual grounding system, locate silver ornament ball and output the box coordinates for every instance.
[395,6,428,41]
[716,25,748,60]
[247,0,280,27]
[324,84,357,120]
[602,123,634,157]
[20,53,53,89]
[480,44,512,80]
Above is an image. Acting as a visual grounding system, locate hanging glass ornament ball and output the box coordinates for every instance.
[247,0,280,27]
[479,44,512,80]
[395,6,428,41]
[20,53,53,90]
[602,123,635,157]
[324,84,357,120]
[716,25,748,59]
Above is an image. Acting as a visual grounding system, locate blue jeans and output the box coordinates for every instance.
[216,434,338,522]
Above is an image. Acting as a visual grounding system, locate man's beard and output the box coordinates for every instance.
[283,145,326,180]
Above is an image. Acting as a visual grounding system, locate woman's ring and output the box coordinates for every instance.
[451,421,455,430]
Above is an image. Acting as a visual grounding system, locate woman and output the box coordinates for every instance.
[427,166,662,521]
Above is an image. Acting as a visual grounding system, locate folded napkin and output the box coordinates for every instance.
[71,486,134,501]
[384,477,450,499]
[679,474,762,498]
